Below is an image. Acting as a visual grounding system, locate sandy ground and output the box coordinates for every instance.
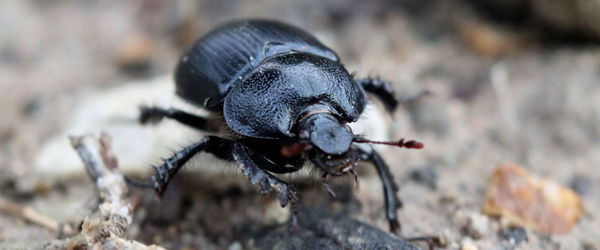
[1,1,599,249]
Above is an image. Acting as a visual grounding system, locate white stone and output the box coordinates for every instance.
[34,75,390,185]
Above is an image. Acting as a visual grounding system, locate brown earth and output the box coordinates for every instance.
[1,1,599,249]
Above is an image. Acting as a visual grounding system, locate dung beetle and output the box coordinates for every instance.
[137,19,423,233]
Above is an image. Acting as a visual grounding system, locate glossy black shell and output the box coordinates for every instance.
[175,20,367,139]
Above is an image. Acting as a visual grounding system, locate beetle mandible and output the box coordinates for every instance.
[137,19,423,233]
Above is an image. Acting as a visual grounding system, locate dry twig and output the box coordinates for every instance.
[45,133,164,250]
[0,195,74,234]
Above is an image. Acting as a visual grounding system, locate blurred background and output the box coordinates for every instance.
[1,0,599,249]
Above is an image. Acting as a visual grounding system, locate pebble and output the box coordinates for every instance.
[581,241,597,250]
[568,174,594,196]
[116,35,153,74]
[459,212,489,239]
[228,241,242,250]
[409,165,438,190]
[439,193,457,204]
[434,228,454,247]
[483,164,582,234]
[262,199,290,225]
[252,209,419,250]
[32,76,389,186]
[499,227,528,245]
[460,238,478,250]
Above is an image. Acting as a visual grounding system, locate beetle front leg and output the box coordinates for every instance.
[355,77,399,112]
[357,145,402,234]
[151,136,231,197]
[232,143,300,226]
[355,77,429,113]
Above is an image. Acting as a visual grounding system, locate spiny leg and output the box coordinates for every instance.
[355,77,429,112]
[357,146,402,234]
[355,77,399,112]
[151,136,230,197]
[231,143,300,226]
[139,105,213,131]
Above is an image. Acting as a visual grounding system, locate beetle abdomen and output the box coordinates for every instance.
[175,20,339,110]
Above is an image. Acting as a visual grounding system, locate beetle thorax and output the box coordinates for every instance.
[223,53,367,140]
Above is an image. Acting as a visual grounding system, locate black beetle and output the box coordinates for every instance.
[137,20,423,233]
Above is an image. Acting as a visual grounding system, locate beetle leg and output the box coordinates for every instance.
[139,105,214,132]
[356,145,402,234]
[355,77,429,112]
[321,173,337,198]
[232,143,300,227]
[349,169,360,192]
[355,77,399,112]
[151,136,231,198]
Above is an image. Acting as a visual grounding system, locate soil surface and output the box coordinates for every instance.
[1,1,599,249]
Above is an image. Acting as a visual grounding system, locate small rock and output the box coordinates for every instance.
[22,95,43,116]
[439,193,457,204]
[228,241,242,250]
[116,35,153,74]
[409,165,438,190]
[460,238,478,250]
[581,241,597,250]
[33,76,389,184]
[459,212,489,239]
[483,164,582,234]
[262,199,290,225]
[568,174,594,196]
[499,227,528,245]
[434,228,454,247]
[251,209,418,250]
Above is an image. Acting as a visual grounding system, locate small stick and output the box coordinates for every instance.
[68,133,131,236]
[0,196,74,234]
[46,133,165,249]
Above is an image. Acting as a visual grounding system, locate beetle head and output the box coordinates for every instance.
[281,108,425,176]
[284,112,355,175]
[299,113,353,155]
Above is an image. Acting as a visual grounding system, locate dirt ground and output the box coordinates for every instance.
[1,1,599,249]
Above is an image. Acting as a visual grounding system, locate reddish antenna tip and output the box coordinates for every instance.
[403,140,424,149]
[353,137,424,149]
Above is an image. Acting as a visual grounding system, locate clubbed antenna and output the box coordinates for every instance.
[353,136,424,149]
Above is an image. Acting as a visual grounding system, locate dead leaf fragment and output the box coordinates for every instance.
[483,164,582,234]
